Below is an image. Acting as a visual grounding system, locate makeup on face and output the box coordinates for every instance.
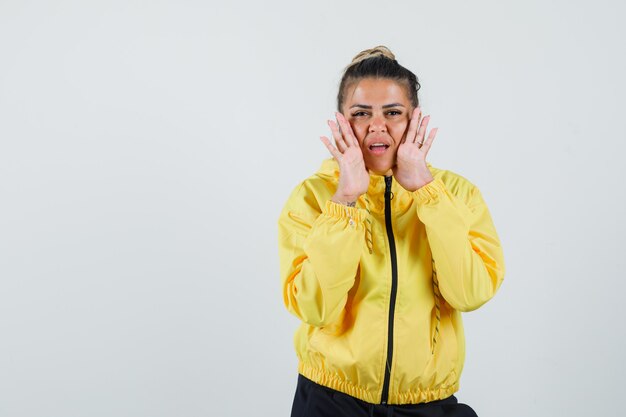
[342,78,413,175]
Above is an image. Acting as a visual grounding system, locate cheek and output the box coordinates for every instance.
[350,122,368,144]
[390,120,410,141]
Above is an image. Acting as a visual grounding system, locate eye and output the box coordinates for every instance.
[386,110,402,116]
[352,111,369,117]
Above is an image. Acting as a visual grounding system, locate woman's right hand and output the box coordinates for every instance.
[320,112,370,204]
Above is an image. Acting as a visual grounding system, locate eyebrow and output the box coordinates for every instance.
[349,103,406,109]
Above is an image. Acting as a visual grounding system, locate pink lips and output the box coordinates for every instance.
[368,143,390,155]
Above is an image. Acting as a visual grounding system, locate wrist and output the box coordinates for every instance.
[408,179,434,192]
[404,177,434,192]
[403,167,434,192]
[331,192,359,206]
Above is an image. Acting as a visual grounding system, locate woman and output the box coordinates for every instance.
[278,46,505,417]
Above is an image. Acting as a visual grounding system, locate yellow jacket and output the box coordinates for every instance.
[278,158,505,405]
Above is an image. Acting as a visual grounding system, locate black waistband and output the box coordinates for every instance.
[298,373,459,407]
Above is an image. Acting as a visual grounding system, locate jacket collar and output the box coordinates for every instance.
[315,158,434,213]
[315,158,433,192]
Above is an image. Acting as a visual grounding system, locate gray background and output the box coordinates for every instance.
[1,1,625,416]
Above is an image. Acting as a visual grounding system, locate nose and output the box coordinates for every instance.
[368,115,387,133]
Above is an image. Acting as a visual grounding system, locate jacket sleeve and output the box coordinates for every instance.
[278,184,366,327]
[413,178,505,312]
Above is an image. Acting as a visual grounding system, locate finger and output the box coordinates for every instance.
[404,106,422,144]
[416,115,431,144]
[328,119,349,150]
[420,128,438,154]
[320,136,343,161]
[336,112,359,147]
[335,136,346,153]
[330,122,346,153]
[343,116,359,146]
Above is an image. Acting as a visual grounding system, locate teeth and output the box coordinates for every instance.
[370,143,389,149]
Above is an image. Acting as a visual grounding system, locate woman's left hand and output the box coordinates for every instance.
[392,107,438,192]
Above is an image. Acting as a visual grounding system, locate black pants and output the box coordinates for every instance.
[291,374,478,417]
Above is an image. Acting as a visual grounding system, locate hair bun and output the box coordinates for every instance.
[349,45,396,67]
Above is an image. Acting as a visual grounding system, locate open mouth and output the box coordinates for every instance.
[368,143,390,155]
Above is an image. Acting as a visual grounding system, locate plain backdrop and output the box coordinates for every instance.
[1,1,625,416]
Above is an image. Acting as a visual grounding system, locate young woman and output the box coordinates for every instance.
[278,46,505,417]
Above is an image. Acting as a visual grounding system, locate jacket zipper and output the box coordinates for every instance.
[381,175,398,405]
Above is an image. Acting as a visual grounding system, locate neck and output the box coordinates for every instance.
[369,168,393,177]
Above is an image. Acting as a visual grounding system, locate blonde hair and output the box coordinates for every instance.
[346,45,396,69]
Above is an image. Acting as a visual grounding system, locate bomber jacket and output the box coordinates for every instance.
[277,157,505,405]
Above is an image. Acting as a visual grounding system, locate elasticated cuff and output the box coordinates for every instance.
[323,200,364,225]
[413,178,447,205]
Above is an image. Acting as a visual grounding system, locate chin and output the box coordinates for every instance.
[366,162,394,176]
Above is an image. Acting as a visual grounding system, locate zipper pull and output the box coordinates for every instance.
[384,176,394,200]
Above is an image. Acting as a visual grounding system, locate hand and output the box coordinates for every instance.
[392,107,438,192]
[320,112,370,203]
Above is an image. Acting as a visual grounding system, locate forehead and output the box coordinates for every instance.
[345,78,411,106]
